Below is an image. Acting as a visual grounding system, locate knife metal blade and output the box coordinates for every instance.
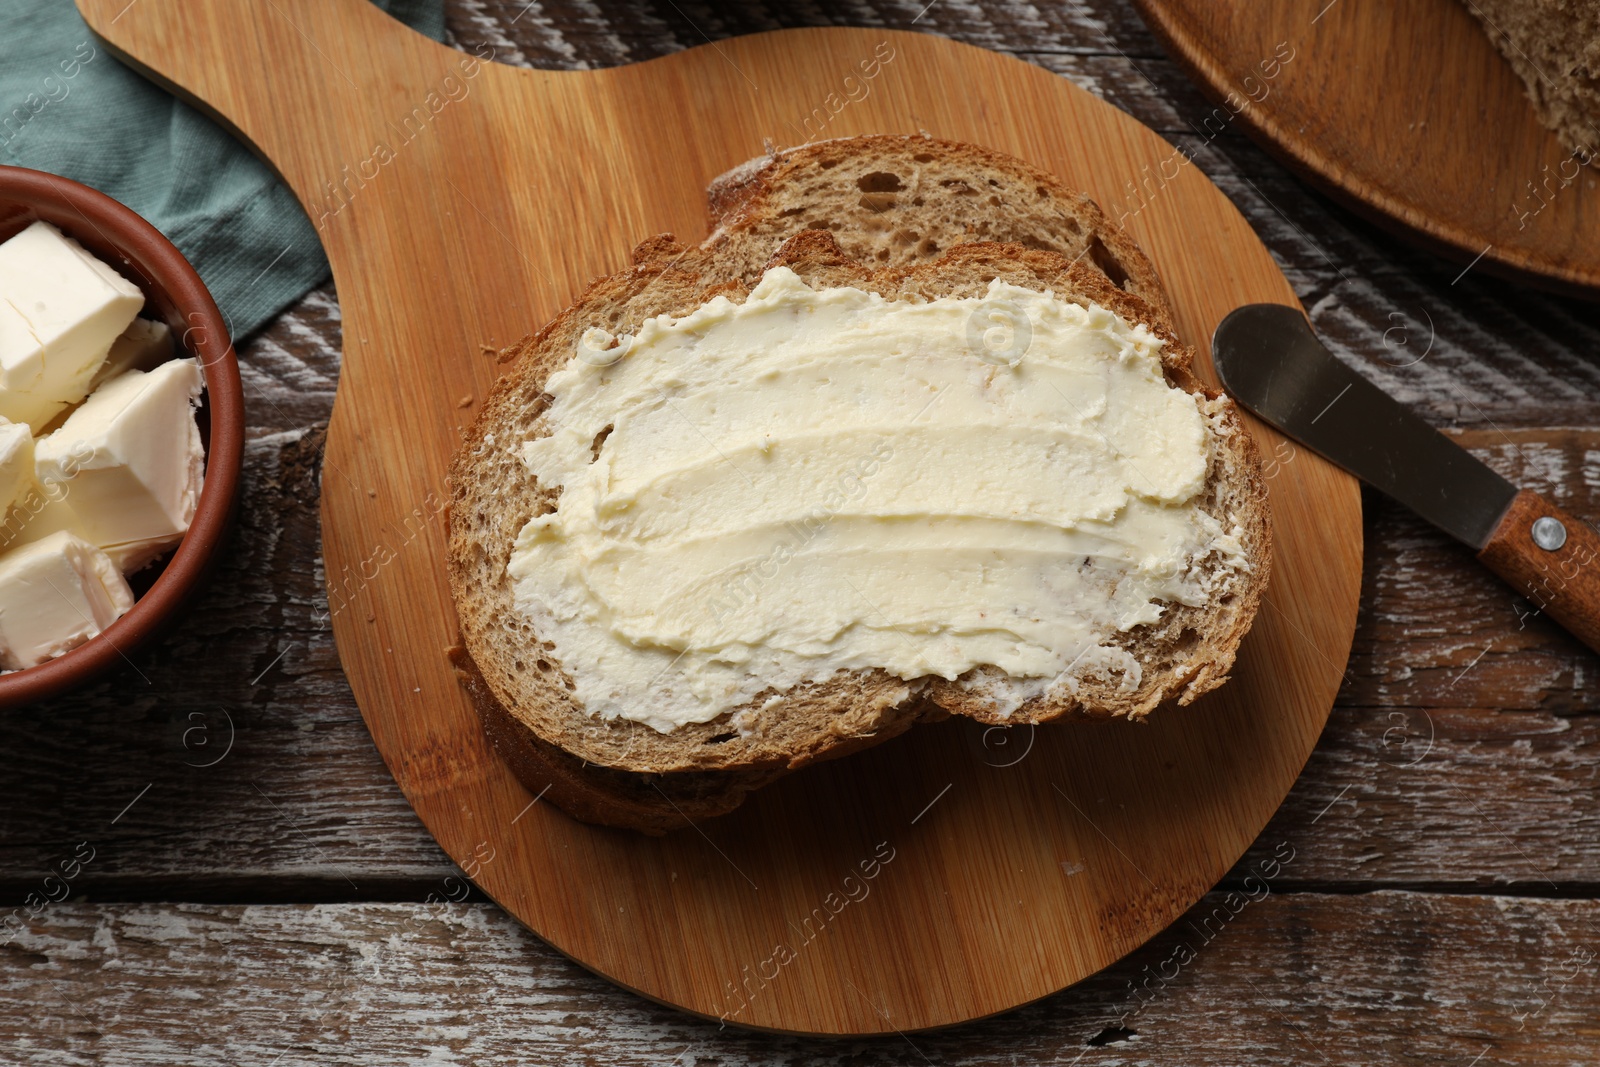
[1211,304,1517,550]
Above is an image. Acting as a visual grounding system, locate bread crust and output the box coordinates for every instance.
[446,137,1272,832]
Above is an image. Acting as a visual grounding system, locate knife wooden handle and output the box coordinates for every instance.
[1478,490,1600,654]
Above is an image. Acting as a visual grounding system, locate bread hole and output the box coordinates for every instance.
[892,228,918,248]
[939,178,975,195]
[535,658,550,671]
[1086,235,1132,289]
[563,678,576,691]
[856,171,905,193]
[777,206,806,218]
[705,732,738,745]
[916,238,940,258]
[911,196,925,206]
[1065,219,1082,236]
[913,152,936,163]
[819,157,840,169]
[513,659,526,673]
[809,218,836,231]
[1036,186,1050,198]
[590,423,614,462]
[875,248,891,262]
[987,195,1002,207]
[987,178,1000,186]
[858,192,897,213]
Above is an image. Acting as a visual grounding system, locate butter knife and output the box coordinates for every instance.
[1212,304,1600,655]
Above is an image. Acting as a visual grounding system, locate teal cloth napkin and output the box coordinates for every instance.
[0,1,446,339]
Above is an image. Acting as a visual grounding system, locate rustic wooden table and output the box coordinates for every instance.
[6,1,1599,1063]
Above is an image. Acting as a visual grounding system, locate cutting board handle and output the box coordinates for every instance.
[1479,490,1600,654]
[74,0,466,202]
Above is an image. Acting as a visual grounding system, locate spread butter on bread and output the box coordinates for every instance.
[447,136,1272,833]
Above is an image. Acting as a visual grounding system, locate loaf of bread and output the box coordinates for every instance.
[446,136,1272,833]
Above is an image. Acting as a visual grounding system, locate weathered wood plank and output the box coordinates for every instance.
[7,893,1600,1064]
[1239,704,1600,889]
[8,697,1600,896]
[0,415,451,894]
[236,286,342,436]
[440,0,1168,67]
[1346,431,1600,713]
[1,422,1595,893]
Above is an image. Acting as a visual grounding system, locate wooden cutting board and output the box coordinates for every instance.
[78,0,1361,1035]
[1133,0,1600,297]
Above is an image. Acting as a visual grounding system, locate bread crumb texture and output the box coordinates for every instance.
[1463,0,1600,155]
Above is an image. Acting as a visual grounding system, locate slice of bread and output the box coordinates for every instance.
[700,136,1175,329]
[446,136,1271,834]
[1463,0,1600,155]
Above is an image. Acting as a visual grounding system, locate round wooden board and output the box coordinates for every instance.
[80,0,1361,1035]
[1132,0,1600,297]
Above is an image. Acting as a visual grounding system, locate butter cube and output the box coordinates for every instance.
[0,418,33,515]
[34,358,204,572]
[0,529,134,670]
[2,488,88,557]
[90,318,174,392]
[0,221,144,431]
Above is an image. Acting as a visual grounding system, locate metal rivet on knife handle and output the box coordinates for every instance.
[1531,516,1567,552]
[1478,490,1600,655]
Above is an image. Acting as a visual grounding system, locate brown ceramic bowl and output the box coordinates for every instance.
[0,166,244,707]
